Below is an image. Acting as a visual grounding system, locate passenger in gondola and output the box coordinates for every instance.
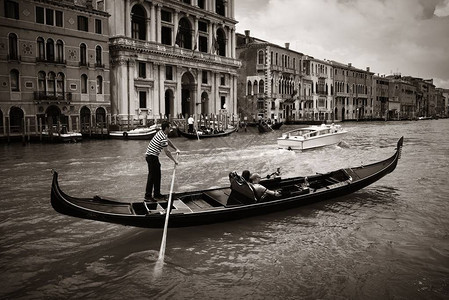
[241,170,251,182]
[249,173,281,202]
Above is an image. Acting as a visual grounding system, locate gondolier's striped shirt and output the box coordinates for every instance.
[145,130,168,156]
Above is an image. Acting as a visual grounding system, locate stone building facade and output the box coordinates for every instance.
[0,0,110,138]
[105,0,240,126]
[331,61,374,121]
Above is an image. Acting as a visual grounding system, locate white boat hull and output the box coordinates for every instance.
[277,124,347,150]
[278,132,346,150]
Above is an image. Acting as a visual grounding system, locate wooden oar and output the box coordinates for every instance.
[157,153,178,263]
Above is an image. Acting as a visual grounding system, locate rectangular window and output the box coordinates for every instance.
[202,70,208,84]
[46,8,54,25]
[161,10,172,22]
[55,11,63,27]
[221,96,226,109]
[78,16,88,32]
[166,66,173,80]
[139,91,147,109]
[161,26,172,45]
[198,21,208,32]
[138,62,146,78]
[220,74,225,86]
[5,0,19,19]
[36,6,44,23]
[199,35,208,53]
[95,19,102,34]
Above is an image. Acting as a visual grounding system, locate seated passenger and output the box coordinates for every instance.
[249,173,281,202]
[241,170,251,182]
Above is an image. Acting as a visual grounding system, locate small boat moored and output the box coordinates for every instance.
[50,137,403,228]
[42,126,82,143]
[277,123,347,150]
[109,124,159,140]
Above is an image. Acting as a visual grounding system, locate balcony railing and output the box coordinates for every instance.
[110,37,241,68]
[34,91,72,102]
[95,62,105,68]
[7,54,21,61]
[79,61,90,67]
[36,57,66,65]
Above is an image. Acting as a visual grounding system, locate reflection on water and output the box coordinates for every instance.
[1,120,449,299]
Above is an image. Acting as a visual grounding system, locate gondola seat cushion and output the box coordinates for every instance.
[229,172,258,203]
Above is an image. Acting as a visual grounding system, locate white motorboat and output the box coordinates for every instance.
[109,124,159,140]
[277,124,347,150]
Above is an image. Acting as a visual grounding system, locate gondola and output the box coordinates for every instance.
[177,126,237,139]
[271,122,283,130]
[51,137,403,228]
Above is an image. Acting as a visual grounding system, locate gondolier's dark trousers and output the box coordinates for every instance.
[145,155,161,198]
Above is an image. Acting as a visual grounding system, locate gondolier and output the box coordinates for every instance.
[145,121,180,201]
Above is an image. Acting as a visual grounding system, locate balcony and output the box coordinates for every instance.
[110,37,241,68]
[95,62,105,68]
[34,91,72,103]
[79,62,90,67]
[7,54,21,62]
[36,57,66,65]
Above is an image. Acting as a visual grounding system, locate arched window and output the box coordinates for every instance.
[177,18,192,49]
[8,33,18,60]
[37,37,45,61]
[131,5,146,40]
[247,81,252,96]
[259,80,264,94]
[47,72,56,96]
[10,69,19,91]
[80,43,87,66]
[56,73,65,97]
[81,74,88,94]
[258,50,264,64]
[95,45,102,66]
[46,38,55,62]
[56,40,64,63]
[253,80,258,95]
[96,75,102,94]
[38,71,46,93]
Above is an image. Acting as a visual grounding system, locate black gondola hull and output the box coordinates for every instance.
[51,137,403,228]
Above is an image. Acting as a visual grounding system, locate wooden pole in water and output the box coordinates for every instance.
[157,154,178,263]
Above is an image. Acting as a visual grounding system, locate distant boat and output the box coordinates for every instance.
[50,137,403,228]
[271,122,283,130]
[42,127,82,143]
[418,116,432,120]
[277,124,347,150]
[109,124,159,140]
[178,126,237,139]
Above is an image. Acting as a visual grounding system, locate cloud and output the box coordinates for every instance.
[235,0,449,88]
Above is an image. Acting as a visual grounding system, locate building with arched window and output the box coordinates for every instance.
[236,31,306,123]
[106,0,240,127]
[0,0,110,140]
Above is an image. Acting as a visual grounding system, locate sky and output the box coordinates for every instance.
[234,0,449,89]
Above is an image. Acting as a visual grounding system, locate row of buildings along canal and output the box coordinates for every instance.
[1,0,449,140]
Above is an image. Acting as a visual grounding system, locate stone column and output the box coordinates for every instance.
[156,4,162,43]
[174,10,179,46]
[193,16,198,50]
[128,59,136,122]
[150,4,156,42]
[176,67,182,117]
[231,27,236,58]
[159,64,166,116]
[125,0,131,38]
[224,0,228,18]
[210,23,216,54]
[153,63,160,115]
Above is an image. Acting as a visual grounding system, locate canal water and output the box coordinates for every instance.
[1,120,448,299]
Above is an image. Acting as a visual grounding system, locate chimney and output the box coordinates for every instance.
[285,43,290,49]
[348,63,352,67]
[244,30,250,37]
[366,67,370,72]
